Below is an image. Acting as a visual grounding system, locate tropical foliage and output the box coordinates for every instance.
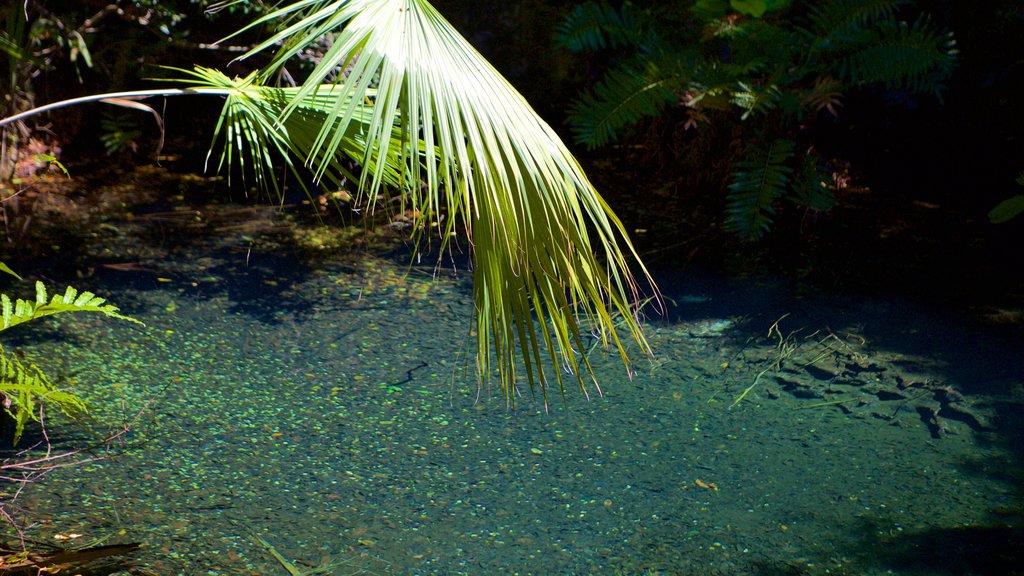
[0,264,142,444]
[557,0,958,238]
[204,0,655,403]
[1,0,657,404]
[0,0,269,179]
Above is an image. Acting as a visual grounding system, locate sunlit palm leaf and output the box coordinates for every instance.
[227,0,656,403]
[172,66,405,197]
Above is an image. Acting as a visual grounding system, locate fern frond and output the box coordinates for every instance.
[838,16,957,96]
[731,82,782,119]
[1,346,88,444]
[0,281,143,332]
[791,152,835,211]
[570,56,687,148]
[808,0,907,38]
[726,138,795,238]
[555,1,643,52]
[801,75,844,116]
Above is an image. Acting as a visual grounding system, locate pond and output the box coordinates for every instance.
[3,170,1023,575]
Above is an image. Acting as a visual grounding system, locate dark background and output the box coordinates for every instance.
[4,0,1023,311]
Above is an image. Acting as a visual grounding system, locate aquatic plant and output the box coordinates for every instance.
[0,263,142,443]
[1,0,658,405]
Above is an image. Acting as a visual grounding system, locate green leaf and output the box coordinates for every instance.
[0,281,143,332]
[570,56,686,148]
[554,1,642,52]
[221,0,657,403]
[731,0,768,18]
[693,0,731,20]
[989,195,1024,224]
[68,30,93,68]
[0,262,21,280]
[1,346,88,445]
[726,138,795,238]
[764,0,792,11]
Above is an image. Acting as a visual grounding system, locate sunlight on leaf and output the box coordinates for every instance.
[218,0,658,403]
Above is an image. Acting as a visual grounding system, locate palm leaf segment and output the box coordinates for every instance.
[225,0,654,403]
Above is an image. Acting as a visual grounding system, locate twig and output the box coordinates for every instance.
[796,398,859,409]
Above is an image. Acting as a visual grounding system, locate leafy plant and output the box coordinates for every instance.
[0,264,142,443]
[99,112,143,156]
[1,0,657,405]
[726,137,794,238]
[988,171,1024,224]
[215,0,656,403]
[557,0,958,239]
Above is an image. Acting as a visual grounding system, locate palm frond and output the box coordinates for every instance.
[554,1,644,53]
[726,138,794,239]
[174,66,406,204]
[227,0,655,403]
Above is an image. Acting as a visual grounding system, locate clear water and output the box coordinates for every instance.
[3,205,1022,575]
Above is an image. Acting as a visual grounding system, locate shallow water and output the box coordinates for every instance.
[3,206,1023,575]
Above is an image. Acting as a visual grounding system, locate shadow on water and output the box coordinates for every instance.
[652,263,1024,576]
[854,521,1024,576]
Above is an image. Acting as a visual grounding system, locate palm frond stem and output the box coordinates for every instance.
[0,89,232,128]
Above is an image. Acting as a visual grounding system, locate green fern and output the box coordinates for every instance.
[570,55,688,148]
[837,17,957,97]
[0,273,143,444]
[791,151,835,211]
[730,82,782,119]
[726,138,795,238]
[0,347,88,444]
[554,1,644,53]
[1,281,143,331]
[561,0,955,238]
[808,0,906,37]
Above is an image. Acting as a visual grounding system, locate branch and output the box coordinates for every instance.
[0,88,235,128]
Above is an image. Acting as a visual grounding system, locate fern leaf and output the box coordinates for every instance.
[0,281,143,333]
[61,285,78,305]
[14,299,33,324]
[74,291,100,307]
[1,346,88,444]
[809,0,907,38]
[726,138,795,238]
[731,82,782,119]
[570,56,686,148]
[839,17,957,97]
[792,152,835,210]
[555,1,643,53]
[2,294,10,329]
